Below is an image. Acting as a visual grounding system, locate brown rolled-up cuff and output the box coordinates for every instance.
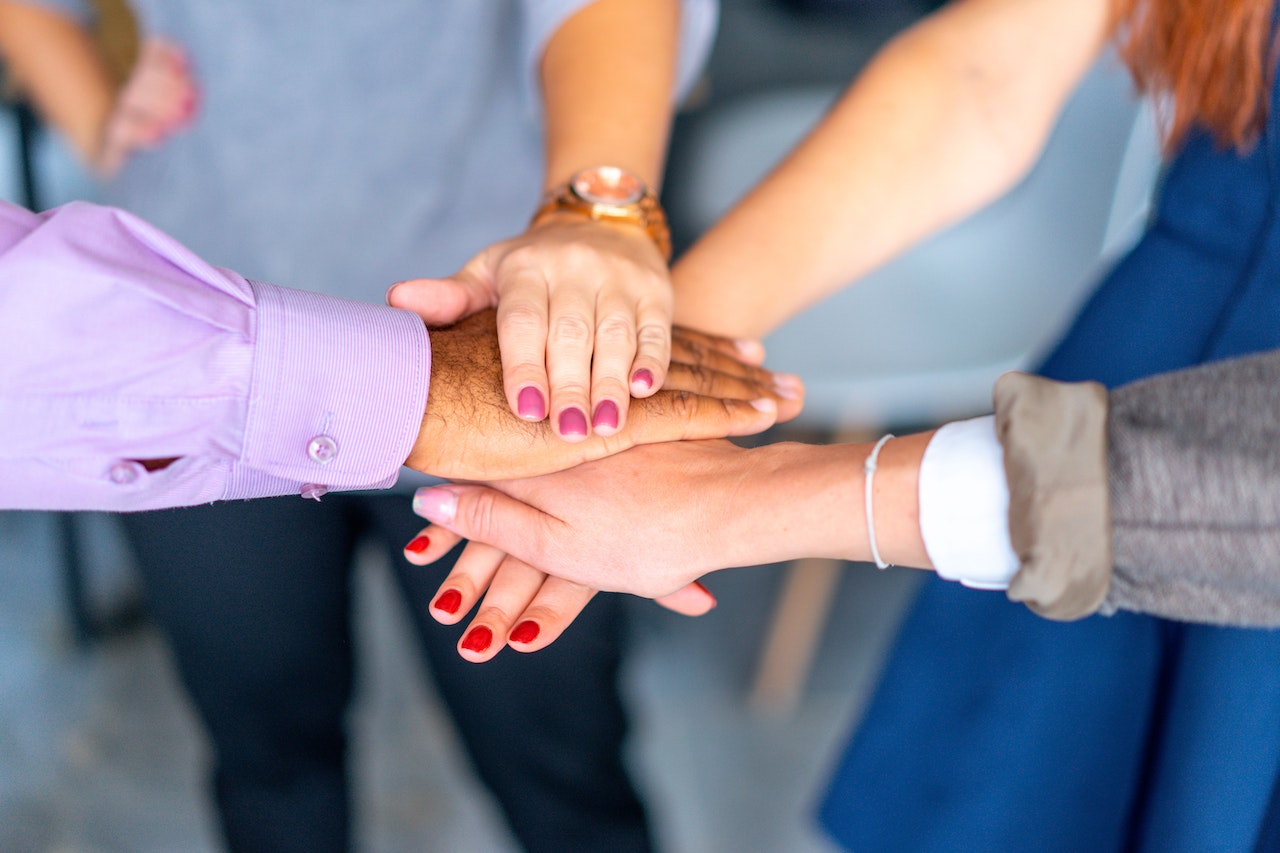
[993,372,1111,620]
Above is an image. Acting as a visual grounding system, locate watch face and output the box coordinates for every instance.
[570,166,645,206]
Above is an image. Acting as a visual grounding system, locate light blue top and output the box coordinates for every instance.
[34,0,715,298]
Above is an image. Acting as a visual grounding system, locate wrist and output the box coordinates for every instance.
[730,442,868,565]
[533,165,672,260]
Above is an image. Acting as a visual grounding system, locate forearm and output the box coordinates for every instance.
[731,437,934,570]
[672,0,1109,338]
[539,0,681,189]
[0,0,115,166]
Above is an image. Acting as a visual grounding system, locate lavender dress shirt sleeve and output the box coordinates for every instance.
[0,200,431,511]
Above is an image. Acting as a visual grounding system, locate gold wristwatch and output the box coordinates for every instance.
[532,165,672,261]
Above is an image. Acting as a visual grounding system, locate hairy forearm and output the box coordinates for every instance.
[539,0,680,189]
[672,0,1109,338]
[0,1,115,166]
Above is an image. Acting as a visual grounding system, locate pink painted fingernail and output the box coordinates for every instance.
[518,386,546,420]
[592,400,619,430]
[433,589,462,615]
[510,620,541,645]
[461,626,493,653]
[631,369,654,392]
[559,407,588,436]
[405,535,430,554]
[413,486,458,524]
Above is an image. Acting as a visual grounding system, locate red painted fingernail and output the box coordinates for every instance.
[631,369,654,391]
[433,589,462,615]
[592,400,618,430]
[517,386,546,420]
[510,620,541,645]
[461,625,493,653]
[405,535,430,553]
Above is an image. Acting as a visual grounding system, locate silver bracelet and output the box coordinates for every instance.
[864,433,894,570]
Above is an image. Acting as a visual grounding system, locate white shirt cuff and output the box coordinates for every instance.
[918,415,1020,590]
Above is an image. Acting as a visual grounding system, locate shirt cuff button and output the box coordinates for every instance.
[108,461,143,485]
[307,435,339,464]
[301,483,329,501]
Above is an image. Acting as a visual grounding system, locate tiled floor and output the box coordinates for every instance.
[0,511,920,853]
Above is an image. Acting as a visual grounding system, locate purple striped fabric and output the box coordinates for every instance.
[0,200,430,511]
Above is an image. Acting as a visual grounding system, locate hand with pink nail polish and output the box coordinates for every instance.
[403,308,805,480]
[387,214,672,442]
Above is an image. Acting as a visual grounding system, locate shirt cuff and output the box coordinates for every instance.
[223,281,431,500]
[919,415,1020,590]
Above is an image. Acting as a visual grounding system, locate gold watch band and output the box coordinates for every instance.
[531,167,672,261]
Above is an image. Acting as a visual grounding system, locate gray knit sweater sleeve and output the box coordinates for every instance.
[994,350,1280,627]
[1104,350,1280,626]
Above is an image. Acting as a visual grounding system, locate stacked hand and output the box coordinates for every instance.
[389,215,688,441]
[397,308,804,655]
[405,308,802,480]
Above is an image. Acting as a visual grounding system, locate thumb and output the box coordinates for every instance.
[387,268,496,326]
[412,484,546,562]
[654,581,717,616]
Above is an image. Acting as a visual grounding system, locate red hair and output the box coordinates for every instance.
[1110,0,1277,151]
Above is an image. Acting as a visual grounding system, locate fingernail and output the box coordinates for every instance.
[750,398,777,413]
[592,400,618,430]
[559,407,588,436]
[405,535,430,553]
[510,620,541,645]
[735,339,765,359]
[413,486,458,524]
[772,379,802,400]
[433,589,462,615]
[518,386,546,420]
[461,625,493,653]
[631,369,654,393]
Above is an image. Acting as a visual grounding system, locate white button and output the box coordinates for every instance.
[300,483,328,501]
[108,461,142,485]
[307,435,339,464]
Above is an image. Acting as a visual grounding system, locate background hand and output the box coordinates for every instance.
[388,216,673,441]
[406,309,803,480]
[97,37,196,177]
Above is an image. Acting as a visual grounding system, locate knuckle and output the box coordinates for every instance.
[499,302,548,340]
[550,312,593,346]
[461,489,499,537]
[596,312,637,347]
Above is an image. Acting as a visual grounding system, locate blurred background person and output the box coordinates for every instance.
[0,0,716,850]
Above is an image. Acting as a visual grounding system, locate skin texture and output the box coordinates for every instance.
[387,210,671,443]
[405,309,803,482]
[404,433,933,662]
[391,0,1117,662]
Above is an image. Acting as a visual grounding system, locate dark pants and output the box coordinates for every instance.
[122,494,650,853]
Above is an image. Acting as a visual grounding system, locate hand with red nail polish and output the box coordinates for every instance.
[407,435,934,620]
[404,523,716,660]
[402,308,805,481]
